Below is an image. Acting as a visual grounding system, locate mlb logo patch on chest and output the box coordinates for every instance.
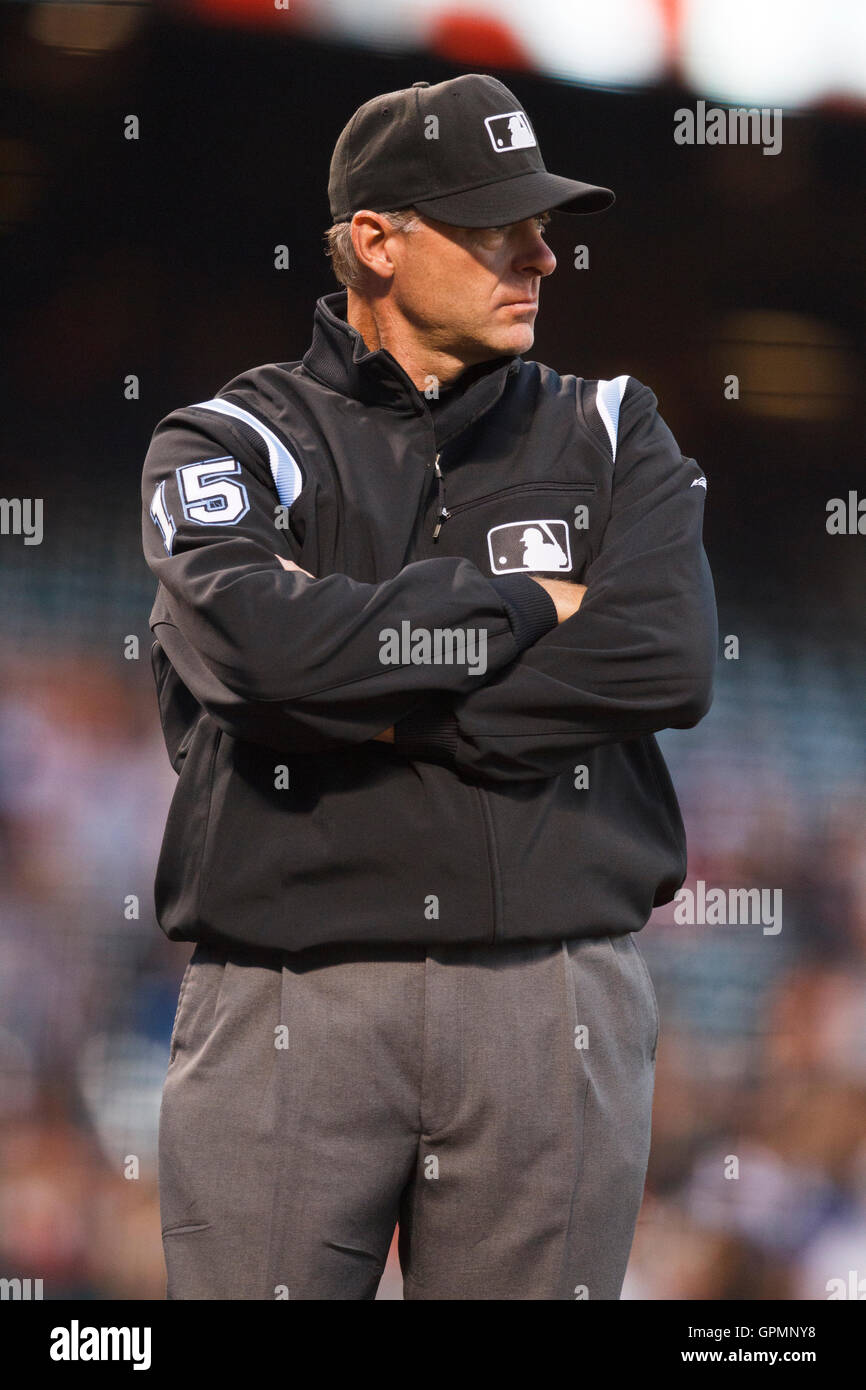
[487,519,572,575]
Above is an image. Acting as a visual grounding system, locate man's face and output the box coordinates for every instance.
[384,211,557,366]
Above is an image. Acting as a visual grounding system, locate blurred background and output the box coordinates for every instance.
[0,0,864,1300]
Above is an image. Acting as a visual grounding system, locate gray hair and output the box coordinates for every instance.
[323,208,422,292]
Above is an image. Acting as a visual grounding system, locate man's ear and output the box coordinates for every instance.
[350,211,398,283]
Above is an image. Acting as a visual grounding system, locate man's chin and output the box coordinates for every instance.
[471,326,535,361]
[499,329,534,358]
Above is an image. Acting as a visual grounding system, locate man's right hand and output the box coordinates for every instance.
[528,577,587,625]
[377,579,585,747]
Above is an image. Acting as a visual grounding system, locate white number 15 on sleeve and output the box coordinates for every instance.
[150,457,250,554]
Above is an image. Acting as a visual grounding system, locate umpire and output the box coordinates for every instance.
[141,73,717,1300]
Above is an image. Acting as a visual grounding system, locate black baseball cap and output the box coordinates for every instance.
[328,73,614,228]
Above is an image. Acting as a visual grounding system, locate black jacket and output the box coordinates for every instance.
[141,288,717,953]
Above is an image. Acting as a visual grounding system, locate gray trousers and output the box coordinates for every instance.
[158,932,658,1300]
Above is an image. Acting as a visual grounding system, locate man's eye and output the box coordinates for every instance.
[498,217,549,231]
[482,215,549,234]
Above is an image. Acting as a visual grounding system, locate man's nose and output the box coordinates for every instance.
[517,229,556,278]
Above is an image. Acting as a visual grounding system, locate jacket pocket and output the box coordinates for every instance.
[442,480,597,518]
[431,482,600,580]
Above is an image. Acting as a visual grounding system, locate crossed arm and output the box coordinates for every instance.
[273,554,587,745]
[144,383,716,786]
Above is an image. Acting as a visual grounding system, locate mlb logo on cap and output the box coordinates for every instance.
[484,111,537,152]
[328,73,614,227]
[487,519,572,575]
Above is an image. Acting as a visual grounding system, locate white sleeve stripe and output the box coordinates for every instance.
[191,397,303,508]
[595,375,630,462]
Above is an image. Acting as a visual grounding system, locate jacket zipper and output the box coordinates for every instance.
[432,477,596,540]
[431,453,449,541]
[447,480,597,518]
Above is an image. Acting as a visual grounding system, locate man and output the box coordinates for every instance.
[141,73,717,1301]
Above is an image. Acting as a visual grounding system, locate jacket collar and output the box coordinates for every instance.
[301,289,521,447]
